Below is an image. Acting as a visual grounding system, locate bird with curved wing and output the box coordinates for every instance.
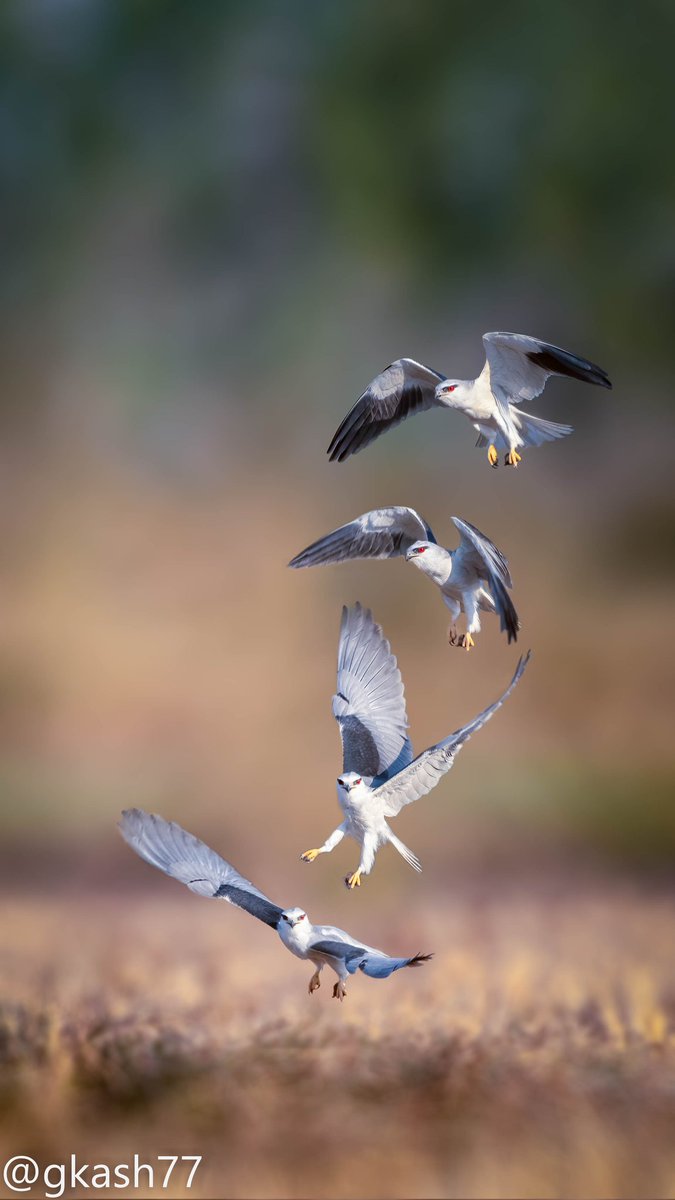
[290,507,519,650]
[327,332,611,469]
[119,809,432,1002]
[300,603,530,888]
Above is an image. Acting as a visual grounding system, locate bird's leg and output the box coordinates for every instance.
[345,836,375,889]
[308,969,322,995]
[443,596,461,648]
[505,449,522,467]
[301,824,346,863]
[457,593,478,651]
[332,980,347,1001]
[487,444,499,468]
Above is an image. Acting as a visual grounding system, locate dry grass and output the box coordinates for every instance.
[1,881,675,1199]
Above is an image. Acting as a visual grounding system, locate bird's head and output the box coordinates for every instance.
[337,771,368,800]
[405,540,450,583]
[435,379,463,405]
[405,539,434,563]
[280,907,308,928]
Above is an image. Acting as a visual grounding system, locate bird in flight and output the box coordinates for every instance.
[119,809,431,1001]
[289,507,518,650]
[300,603,530,888]
[327,332,611,469]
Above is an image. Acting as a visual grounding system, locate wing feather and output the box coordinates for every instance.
[333,604,413,779]
[378,653,530,817]
[451,516,519,643]
[310,938,432,979]
[118,809,284,928]
[289,507,434,569]
[483,332,612,410]
[327,359,446,462]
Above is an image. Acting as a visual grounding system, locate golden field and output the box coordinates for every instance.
[1,881,675,1199]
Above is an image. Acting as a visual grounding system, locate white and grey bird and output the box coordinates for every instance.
[119,808,431,1002]
[300,603,530,888]
[327,331,611,468]
[289,508,518,650]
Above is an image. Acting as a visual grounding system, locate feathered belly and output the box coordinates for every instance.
[340,799,386,844]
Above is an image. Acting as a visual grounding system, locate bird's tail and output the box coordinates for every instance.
[512,407,573,447]
[405,952,433,969]
[358,950,433,978]
[386,829,422,873]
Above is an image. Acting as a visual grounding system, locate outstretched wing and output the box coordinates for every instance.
[451,516,519,643]
[119,809,284,928]
[333,603,413,780]
[378,652,530,817]
[289,507,435,569]
[327,359,446,463]
[482,332,612,411]
[311,937,432,979]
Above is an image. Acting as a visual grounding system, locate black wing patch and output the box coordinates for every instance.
[214,883,284,929]
[311,939,366,961]
[527,345,612,389]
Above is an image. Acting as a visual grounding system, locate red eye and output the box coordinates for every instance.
[417,546,426,554]
[354,778,362,785]
[446,384,457,392]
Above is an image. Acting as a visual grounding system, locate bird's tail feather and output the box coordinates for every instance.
[358,951,433,978]
[405,952,433,969]
[512,408,573,447]
[387,829,422,873]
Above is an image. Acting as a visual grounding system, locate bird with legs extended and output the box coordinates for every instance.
[327,331,611,469]
[300,603,530,888]
[290,507,519,651]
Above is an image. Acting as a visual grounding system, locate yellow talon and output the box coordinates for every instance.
[301,848,320,863]
[487,444,498,467]
[460,632,475,651]
[505,449,522,467]
[345,870,362,889]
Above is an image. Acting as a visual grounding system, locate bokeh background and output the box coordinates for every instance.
[1,2,674,1198]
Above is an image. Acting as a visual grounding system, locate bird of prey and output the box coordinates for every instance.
[289,508,518,650]
[300,603,530,888]
[119,809,432,1001]
[327,332,611,468]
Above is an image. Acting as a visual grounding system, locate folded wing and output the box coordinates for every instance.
[378,652,531,817]
[452,516,519,643]
[311,937,432,979]
[289,507,435,569]
[118,808,284,928]
[327,359,446,463]
[333,603,413,780]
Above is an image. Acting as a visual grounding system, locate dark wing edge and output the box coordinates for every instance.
[452,516,513,587]
[451,516,519,643]
[118,808,284,929]
[288,507,435,569]
[327,360,446,463]
[525,341,612,389]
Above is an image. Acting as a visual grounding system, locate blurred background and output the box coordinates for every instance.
[0,2,674,1195]
[0,0,672,897]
